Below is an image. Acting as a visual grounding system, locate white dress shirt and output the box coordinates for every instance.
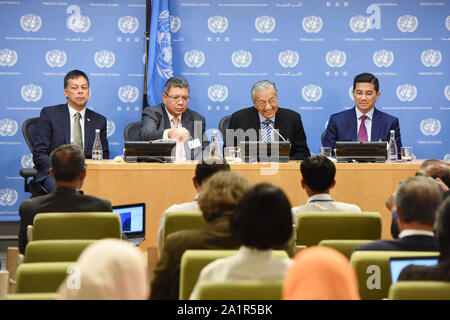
[355,107,374,142]
[162,109,186,159]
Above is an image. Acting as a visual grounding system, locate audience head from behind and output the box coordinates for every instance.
[230,183,293,250]
[283,246,360,300]
[395,176,443,233]
[300,155,336,195]
[416,159,450,190]
[58,239,149,300]
[435,197,450,261]
[50,144,86,190]
[193,156,230,190]
[198,170,252,223]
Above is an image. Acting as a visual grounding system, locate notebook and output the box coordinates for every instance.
[389,256,439,283]
[112,203,146,246]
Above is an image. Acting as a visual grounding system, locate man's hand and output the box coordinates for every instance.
[168,127,189,142]
[385,193,396,212]
[435,177,449,192]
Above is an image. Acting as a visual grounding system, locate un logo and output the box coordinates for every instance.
[0,49,18,67]
[446,16,450,31]
[118,85,139,103]
[45,50,67,68]
[20,14,42,32]
[396,84,417,102]
[421,49,442,67]
[326,50,346,68]
[278,50,299,68]
[302,16,323,34]
[156,10,173,79]
[66,5,91,33]
[208,16,228,33]
[397,15,418,33]
[445,85,450,101]
[184,50,205,68]
[420,118,441,136]
[21,154,34,169]
[21,84,43,102]
[0,188,18,206]
[118,16,139,34]
[106,120,115,137]
[170,15,181,33]
[255,16,276,34]
[94,50,116,68]
[231,50,252,68]
[373,50,394,68]
[0,119,19,136]
[349,15,370,33]
[208,85,228,102]
[302,84,322,102]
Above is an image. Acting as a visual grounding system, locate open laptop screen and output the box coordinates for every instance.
[389,256,439,283]
[112,203,145,238]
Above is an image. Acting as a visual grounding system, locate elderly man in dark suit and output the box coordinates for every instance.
[139,76,208,160]
[33,70,109,193]
[226,80,310,160]
[18,144,112,254]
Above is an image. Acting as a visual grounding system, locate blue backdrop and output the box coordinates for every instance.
[1,0,449,221]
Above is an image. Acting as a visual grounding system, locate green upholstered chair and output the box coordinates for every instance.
[318,239,373,259]
[31,212,121,241]
[2,293,58,300]
[163,211,205,248]
[350,251,440,300]
[196,280,283,300]
[295,211,382,247]
[24,239,96,263]
[15,261,74,293]
[388,281,450,300]
[179,249,289,300]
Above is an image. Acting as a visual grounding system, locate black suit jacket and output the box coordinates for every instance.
[227,107,310,160]
[352,235,438,253]
[18,186,112,254]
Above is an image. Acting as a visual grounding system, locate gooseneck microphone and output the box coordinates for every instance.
[267,122,288,142]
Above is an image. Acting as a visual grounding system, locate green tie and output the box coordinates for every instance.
[73,112,83,150]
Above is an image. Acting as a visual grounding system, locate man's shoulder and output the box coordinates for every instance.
[353,239,399,251]
[329,108,354,119]
[373,107,398,121]
[231,106,255,118]
[40,104,67,116]
[185,108,205,121]
[165,201,199,213]
[86,108,107,121]
[142,103,165,115]
[277,107,300,117]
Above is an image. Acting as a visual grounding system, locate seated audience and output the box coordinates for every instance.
[282,246,360,300]
[58,239,149,300]
[157,156,230,252]
[353,176,442,253]
[18,144,112,254]
[398,197,450,281]
[190,183,293,300]
[150,171,252,300]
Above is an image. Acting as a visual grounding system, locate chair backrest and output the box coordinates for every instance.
[24,239,96,263]
[219,115,231,141]
[2,292,59,300]
[196,280,283,300]
[388,281,450,300]
[179,249,289,300]
[350,250,440,300]
[15,261,74,293]
[124,121,141,141]
[295,211,382,247]
[22,117,40,153]
[163,211,205,249]
[32,212,122,241]
[321,129,327,145]
[318,239,373,259]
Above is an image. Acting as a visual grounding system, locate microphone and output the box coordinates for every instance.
[267,122,288,142]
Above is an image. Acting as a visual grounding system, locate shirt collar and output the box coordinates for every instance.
[165,106,182,123]
[67,103,86,119]
[237,245,273,258]
[355,106,374,120]
[307,193,333,203]
[258,112,275,124]
[398,229,435,238]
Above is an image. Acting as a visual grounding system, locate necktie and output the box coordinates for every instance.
[172,117,183,161]
[73,112,83,149]
[261,119,273,142]
[358,114,368,142]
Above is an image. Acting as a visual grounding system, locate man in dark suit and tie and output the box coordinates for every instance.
[139,76,208,160]
[226,80,310,160]
[18,144,112,254]
[33,70,109,193]
[322,72,402,153]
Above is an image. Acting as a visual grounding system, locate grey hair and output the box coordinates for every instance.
[251,80,277,101]
[164,76,189,94]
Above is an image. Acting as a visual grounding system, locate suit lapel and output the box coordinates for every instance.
[371,108,381,141]
[181,109,194,159]
[161,104,171,130]
[349,107,358,141]
[84,109,94,153]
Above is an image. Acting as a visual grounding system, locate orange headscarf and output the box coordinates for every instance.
[282,246,360,300]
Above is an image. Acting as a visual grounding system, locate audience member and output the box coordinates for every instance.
[18,144,112,254]
[398,197,450,281]
[157,156,230,252]
[58,239,149,300]
[150,171,252,300]
[282,246,360,300]
[190,183,293,300]
[353,176,442,253]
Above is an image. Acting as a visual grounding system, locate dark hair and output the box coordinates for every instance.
[416,159,450,188]
[50,144,85,182]
[64,70,89,89]
[300,156,336,193]
[434,197,450,260]
[230,183,293,250]
[164,76,189,94]
[353,73,379,93]
[195,156,230,186]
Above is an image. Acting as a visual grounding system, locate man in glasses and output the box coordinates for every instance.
[140,76,208,160]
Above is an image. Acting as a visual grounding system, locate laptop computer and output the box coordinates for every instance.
[112,203,146,246]
[389,256,439,283]
[124,141,175,163]
[335,141,387,163]
[239,141,291,163]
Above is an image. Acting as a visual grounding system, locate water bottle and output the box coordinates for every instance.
[92,129,103,162]
[210,130,221,157]
[387,130,398,162]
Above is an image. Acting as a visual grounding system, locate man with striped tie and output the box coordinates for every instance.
[227,80,310,160]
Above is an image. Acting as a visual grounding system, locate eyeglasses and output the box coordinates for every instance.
[165,94,190,103]
[255,98,277,109]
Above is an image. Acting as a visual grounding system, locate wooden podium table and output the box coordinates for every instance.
[83,160,421,251]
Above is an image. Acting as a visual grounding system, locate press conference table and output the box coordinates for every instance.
[83,160,421,252]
